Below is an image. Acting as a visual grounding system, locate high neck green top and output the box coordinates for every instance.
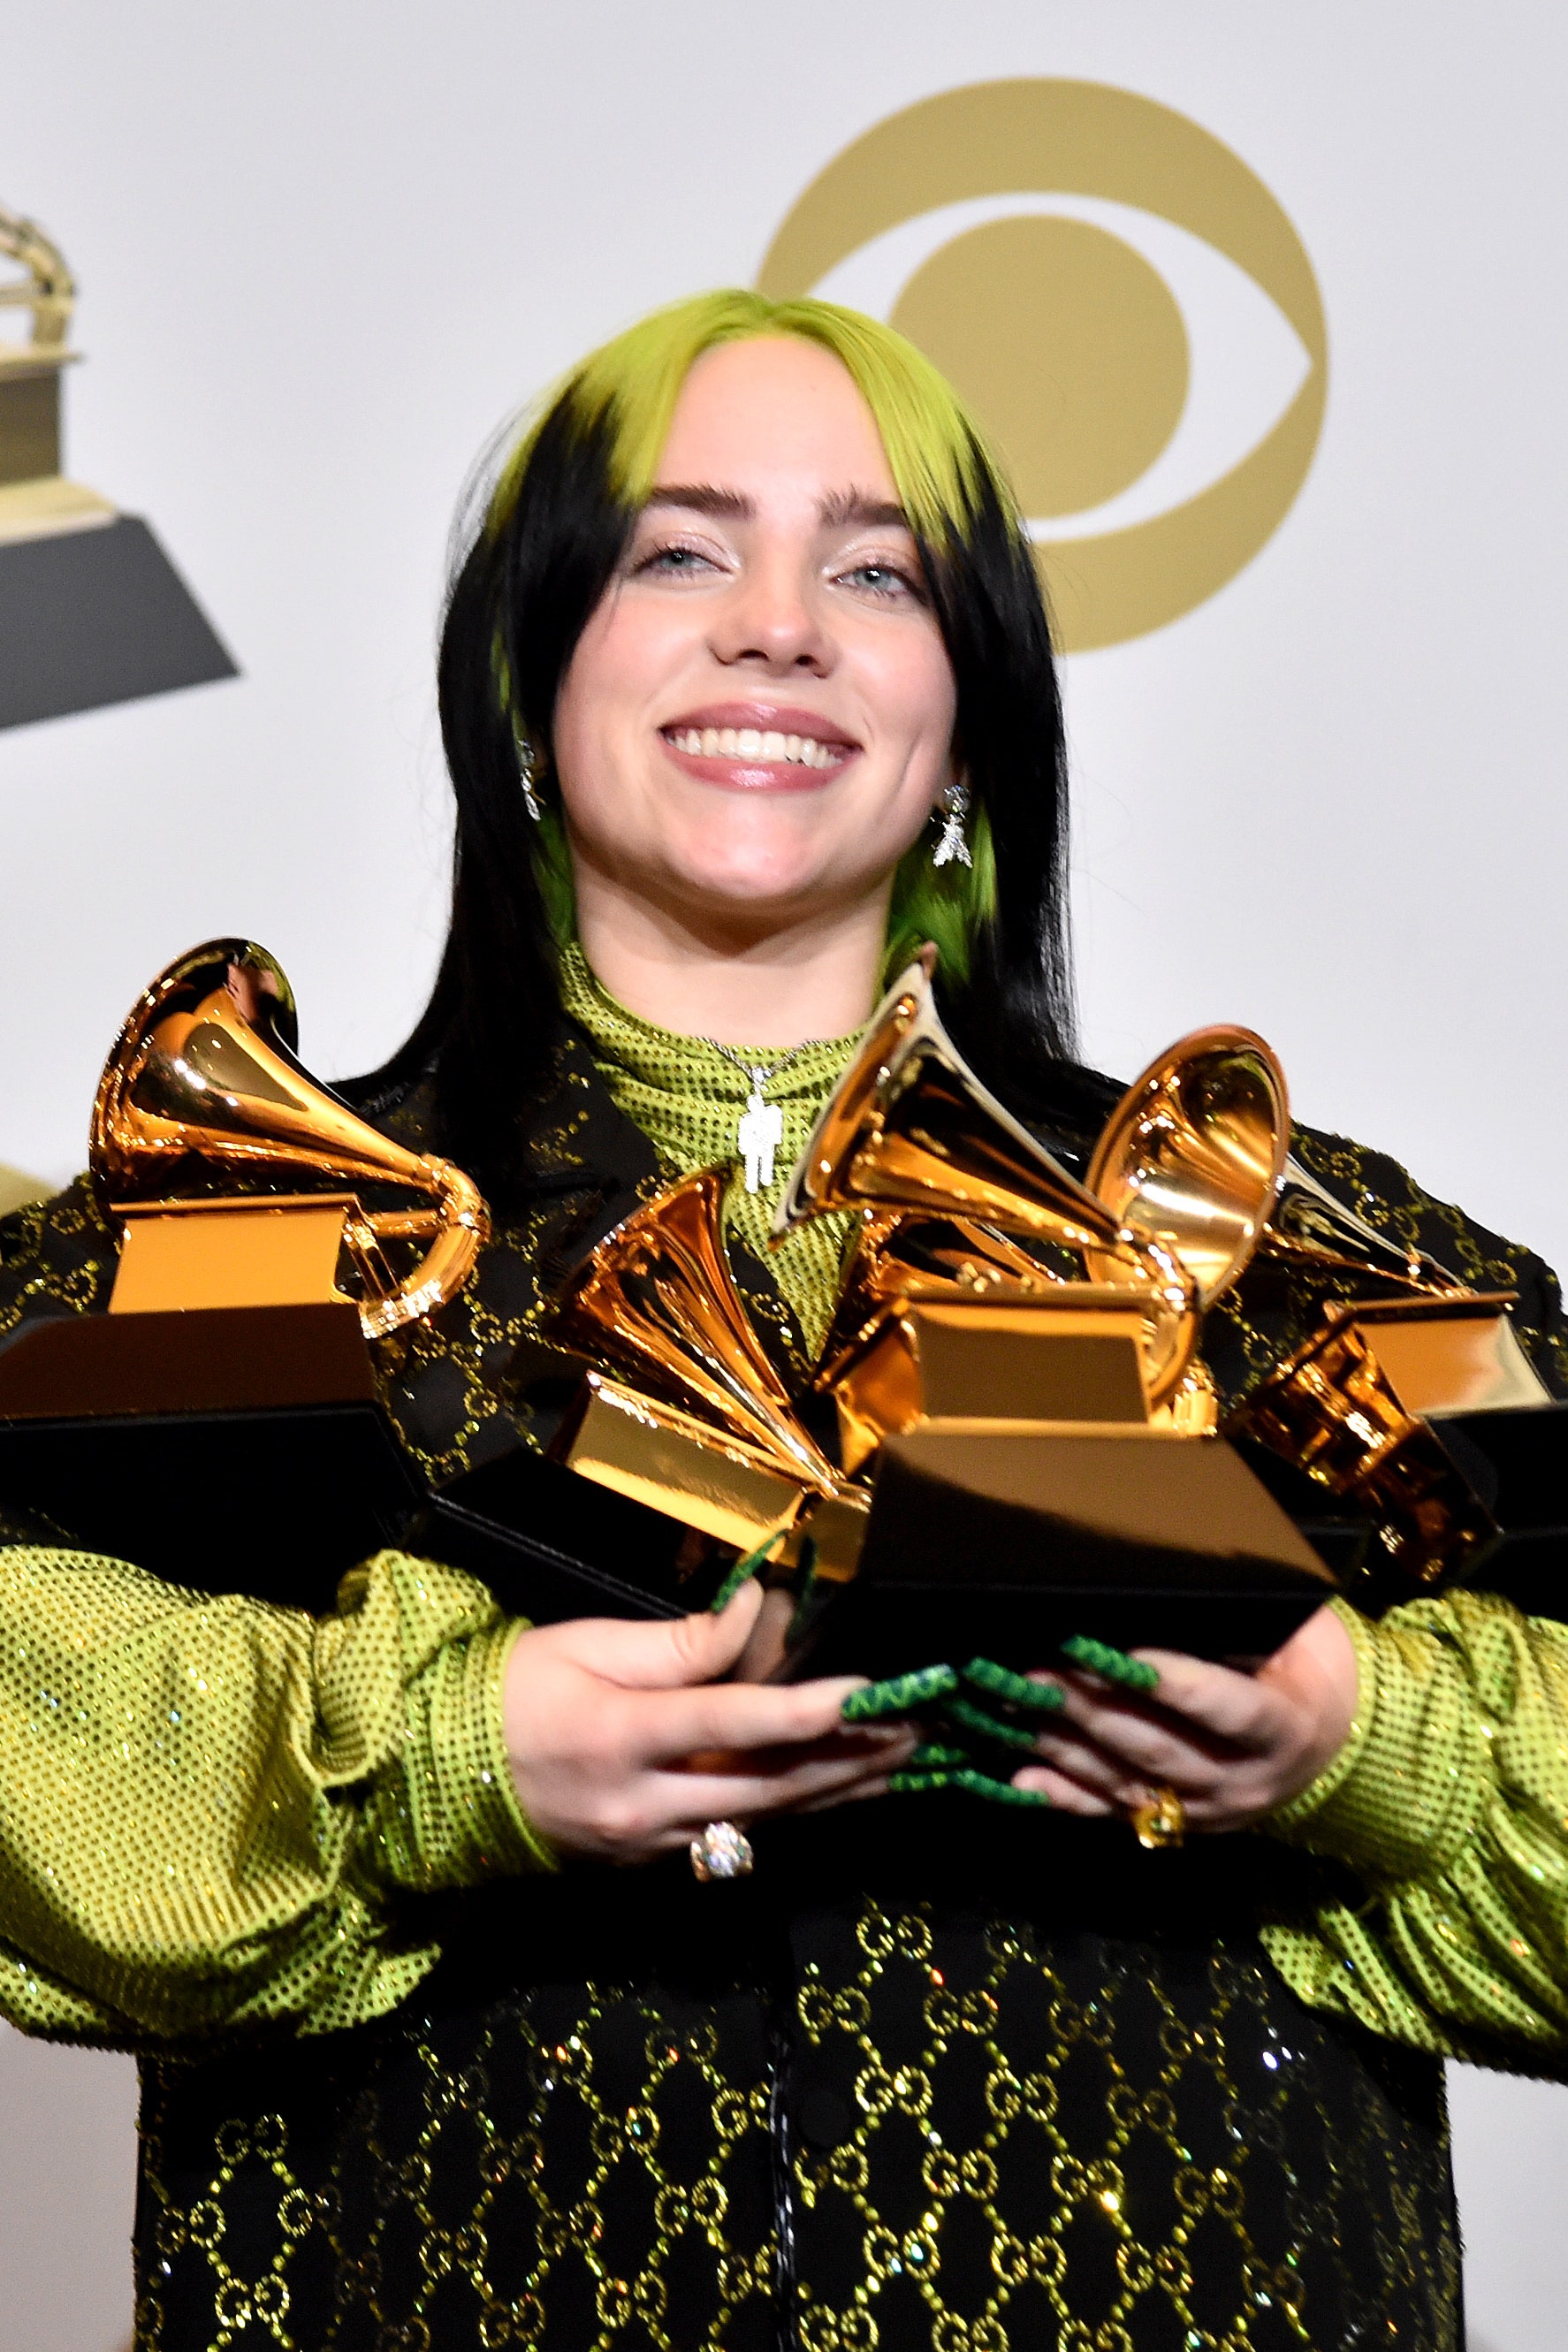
[557,940,864,1359]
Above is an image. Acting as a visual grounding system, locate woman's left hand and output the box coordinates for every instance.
[1010,1603,1360,1831]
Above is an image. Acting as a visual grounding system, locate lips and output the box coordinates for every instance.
[658,702,860,788]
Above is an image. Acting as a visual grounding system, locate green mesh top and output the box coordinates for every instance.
[557,939,864,1357]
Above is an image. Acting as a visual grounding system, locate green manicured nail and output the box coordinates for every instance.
[888,1768,960,1794]
[841,1663,960,1722]
[952,1768,1050,1808]
[910,1741,970,1769]
[887,1765,1049,1808]
[1060,1633,1159,1692]
[709,1530,783,1612]
[962,1657,1067,1715]
[944,1695,1041,1753]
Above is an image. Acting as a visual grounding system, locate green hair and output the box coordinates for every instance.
[488,290,1031,986]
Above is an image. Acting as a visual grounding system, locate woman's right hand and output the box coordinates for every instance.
[501,1579,914,1863]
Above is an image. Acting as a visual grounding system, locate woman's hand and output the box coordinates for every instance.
[1011,1604,1360,1832]
[502,1579,916,1863]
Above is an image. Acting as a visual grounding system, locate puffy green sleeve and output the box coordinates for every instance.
[1262,1591,1568,2059]
[0,1542,552,2047]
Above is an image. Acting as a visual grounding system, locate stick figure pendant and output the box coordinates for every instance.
[737,1075,785,1192]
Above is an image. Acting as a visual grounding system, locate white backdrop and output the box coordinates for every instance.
[3,6,1567,2347]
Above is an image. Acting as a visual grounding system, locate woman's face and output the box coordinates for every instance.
[552,337,958,939]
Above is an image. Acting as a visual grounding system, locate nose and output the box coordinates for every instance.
[709,548,833,677]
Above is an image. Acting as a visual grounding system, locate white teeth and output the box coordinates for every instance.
[667,726,849,766]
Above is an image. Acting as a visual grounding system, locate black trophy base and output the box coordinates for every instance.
[0,1389,739,1624]
[0,1401,425,1606]
[787,1426,1341,1681]
[1433,1402,1568,1616]
[0,514,237,731]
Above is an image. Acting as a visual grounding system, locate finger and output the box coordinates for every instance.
[634,1675,877,1764]
[1118,1649,1286,1754]
[1009,1762,1118,1816]
[1027,1725,1157,1808]
[552,1583,767,1694]
[1036,1699,1233,1791]
[1047,1664,1267,1768]
[647,1745,917,1836]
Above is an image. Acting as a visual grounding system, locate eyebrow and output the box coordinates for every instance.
[644,483,911,532]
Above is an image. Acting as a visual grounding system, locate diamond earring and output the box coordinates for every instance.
[932,779,972,869]
[516,733,545,825]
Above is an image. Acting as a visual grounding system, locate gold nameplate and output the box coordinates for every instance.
[560,1375,804,1551]
[109,1195,359,1314]
[1339,1295,1550,1418]
[833,1295,1152,1472]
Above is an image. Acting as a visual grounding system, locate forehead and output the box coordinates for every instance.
[655,338,900,503]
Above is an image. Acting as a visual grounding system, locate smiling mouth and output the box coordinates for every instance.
[662,725,854,772]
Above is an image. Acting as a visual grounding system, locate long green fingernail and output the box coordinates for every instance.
[944,1695,1041,1753]
[953,1768,1049,1808]
[841,1663,959,1721]
[709,1531,784,1611]
[963,1657,1066,1715]
[887,1766,1049,1808]
[1060,1633,1159,1692]
[910,1741,970,1769]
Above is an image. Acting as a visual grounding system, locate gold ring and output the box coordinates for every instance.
[1130,1785,1186,1850]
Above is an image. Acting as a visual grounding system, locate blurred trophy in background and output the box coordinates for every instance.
[0,202,235,730]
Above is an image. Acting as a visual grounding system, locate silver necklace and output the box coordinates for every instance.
[697,1037,818,1192]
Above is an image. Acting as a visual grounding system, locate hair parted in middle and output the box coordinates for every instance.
[362,289,1077,1192]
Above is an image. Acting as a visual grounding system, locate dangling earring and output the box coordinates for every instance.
[932,778,972,869]
[515,731,545,825]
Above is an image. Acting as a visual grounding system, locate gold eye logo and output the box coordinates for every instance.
[757,80,1327,652]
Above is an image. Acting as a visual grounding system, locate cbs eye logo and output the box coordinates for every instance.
[757,80,1327,653]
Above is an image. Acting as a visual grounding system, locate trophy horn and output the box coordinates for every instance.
[1085,1028,1290,1310]
[90,939,488,1338]
[1087,1027,1463,1305]
[546,1168,840,1495]
[774,949,1197,1402]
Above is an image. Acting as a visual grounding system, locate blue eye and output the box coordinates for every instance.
[841,562,918,598]
[638,544,715,576]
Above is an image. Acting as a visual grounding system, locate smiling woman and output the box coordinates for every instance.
[2,290,1568,2352]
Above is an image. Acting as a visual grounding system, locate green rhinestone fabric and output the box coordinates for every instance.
[556,940,862,1359]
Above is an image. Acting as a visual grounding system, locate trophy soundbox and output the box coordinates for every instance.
[0,941,750,1620]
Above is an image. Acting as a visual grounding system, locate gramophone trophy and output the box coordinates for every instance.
[4,937,1563,1661]
[0,204,235,731]
[0,941,745,1619]
[532,947,1568,1678]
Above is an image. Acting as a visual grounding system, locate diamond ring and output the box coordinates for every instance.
[689,1821,754,1882]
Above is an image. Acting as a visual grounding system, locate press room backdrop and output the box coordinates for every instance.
[3,5,1566,2345]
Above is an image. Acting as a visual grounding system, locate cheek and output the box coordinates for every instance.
[554,598,670,780]
[862,630,957,778]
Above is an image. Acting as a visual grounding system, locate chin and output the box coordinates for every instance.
[667,854,841,925]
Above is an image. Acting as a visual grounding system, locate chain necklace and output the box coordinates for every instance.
[696,1036,820,1192]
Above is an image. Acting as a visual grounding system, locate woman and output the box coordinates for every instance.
[3,291,1567,2351]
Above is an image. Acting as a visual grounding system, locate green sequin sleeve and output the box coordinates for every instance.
[1262,1590,1568,2058]
[0,1543,552,2047]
